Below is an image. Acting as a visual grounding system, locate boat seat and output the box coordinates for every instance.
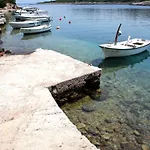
[126,44,136,48]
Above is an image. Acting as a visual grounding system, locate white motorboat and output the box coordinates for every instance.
[22,6,38,12]
[9,20,41,29]
[19,13,50,21]
[14,8,50,21]
[99,24,150,58]
[28,17,50,22]
[15,10,50,21]
[20,24,52,34]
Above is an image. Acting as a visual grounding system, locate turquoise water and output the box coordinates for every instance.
[1,4,150,149]
[2,4,150,62]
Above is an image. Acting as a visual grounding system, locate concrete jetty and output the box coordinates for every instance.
[0,49,101,150]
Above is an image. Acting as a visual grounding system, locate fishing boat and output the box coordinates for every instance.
[99,24,150,58]
[9,20,41,29]
[20,24,52,34]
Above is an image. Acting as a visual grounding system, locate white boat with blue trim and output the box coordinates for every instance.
[99,24,150,58]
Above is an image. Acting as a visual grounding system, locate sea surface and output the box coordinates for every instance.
[1,4,150,149]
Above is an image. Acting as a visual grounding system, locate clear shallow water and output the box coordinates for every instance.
[2,4,150,62]
[1,4,150,149]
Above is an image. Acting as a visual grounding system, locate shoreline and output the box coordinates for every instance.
[37,1,150,6]
[37,1,131,5]
[0,3,16,14]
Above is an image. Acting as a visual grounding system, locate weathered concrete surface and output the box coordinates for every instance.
[0,49,101,150]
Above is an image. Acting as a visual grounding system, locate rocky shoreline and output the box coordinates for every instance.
[0,3,16,14]
[131,1,150,6]
[0,3,17,56]
[37,1,150,6]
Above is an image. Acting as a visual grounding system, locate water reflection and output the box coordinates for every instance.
[71,5,150,21]
[21,31,52,40]
[92,50,150,72]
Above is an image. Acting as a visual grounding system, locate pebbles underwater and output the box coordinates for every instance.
[61,57,150,150]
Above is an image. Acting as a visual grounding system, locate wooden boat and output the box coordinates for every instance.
[9,20,41,29]
[20,24,52,34]
[99,24,150,58]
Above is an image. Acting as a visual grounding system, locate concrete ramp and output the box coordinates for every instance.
[0,49,101,150]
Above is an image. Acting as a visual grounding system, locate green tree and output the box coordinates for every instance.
[0,0,6,8]
[0,0,16,8]
[6,0,16,4]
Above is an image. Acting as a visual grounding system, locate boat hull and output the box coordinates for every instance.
[100,45,149,58]
[9,21,41,29]
[19,15,50,21]
[21,25,52,34]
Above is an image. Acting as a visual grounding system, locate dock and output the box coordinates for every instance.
[0,49,101,150]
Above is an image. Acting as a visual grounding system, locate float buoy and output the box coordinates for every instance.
[59,17,62,21]
[56,26,60,29]
[64,16,66,18]
[69,21,71,24]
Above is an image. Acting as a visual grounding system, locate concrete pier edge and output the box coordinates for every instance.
[0,49,101,150]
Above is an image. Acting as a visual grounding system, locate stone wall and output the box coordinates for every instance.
[49,70,101,106]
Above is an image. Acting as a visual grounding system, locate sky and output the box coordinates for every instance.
[16,0,42,4]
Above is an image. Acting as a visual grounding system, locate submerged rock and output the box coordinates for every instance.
[95,89,109,101]
[82,103,96,112]
[133,130,140,136]
[104,119,113,124]
[135,136,143,144]
[120,142,140,150]
[77,123,86,129]
[101,132,111,140]
[87,127,99,136]
[142,144,150,150]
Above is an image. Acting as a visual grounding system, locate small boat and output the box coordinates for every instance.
[28,17,50,22]
[14,9,50,21]
[9,20,41,29]
[99,24,150,58]
[19,14,51,21]
[20,24,52,34]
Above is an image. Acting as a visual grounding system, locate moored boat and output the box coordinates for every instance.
[20,24,52,34]
[9,20,41,29]
[14,9,50,21]
[14,7,51,21]
[28,17,51,22]
[99,24,150,58]
[19,14,50,21]
[100,38,150,58]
